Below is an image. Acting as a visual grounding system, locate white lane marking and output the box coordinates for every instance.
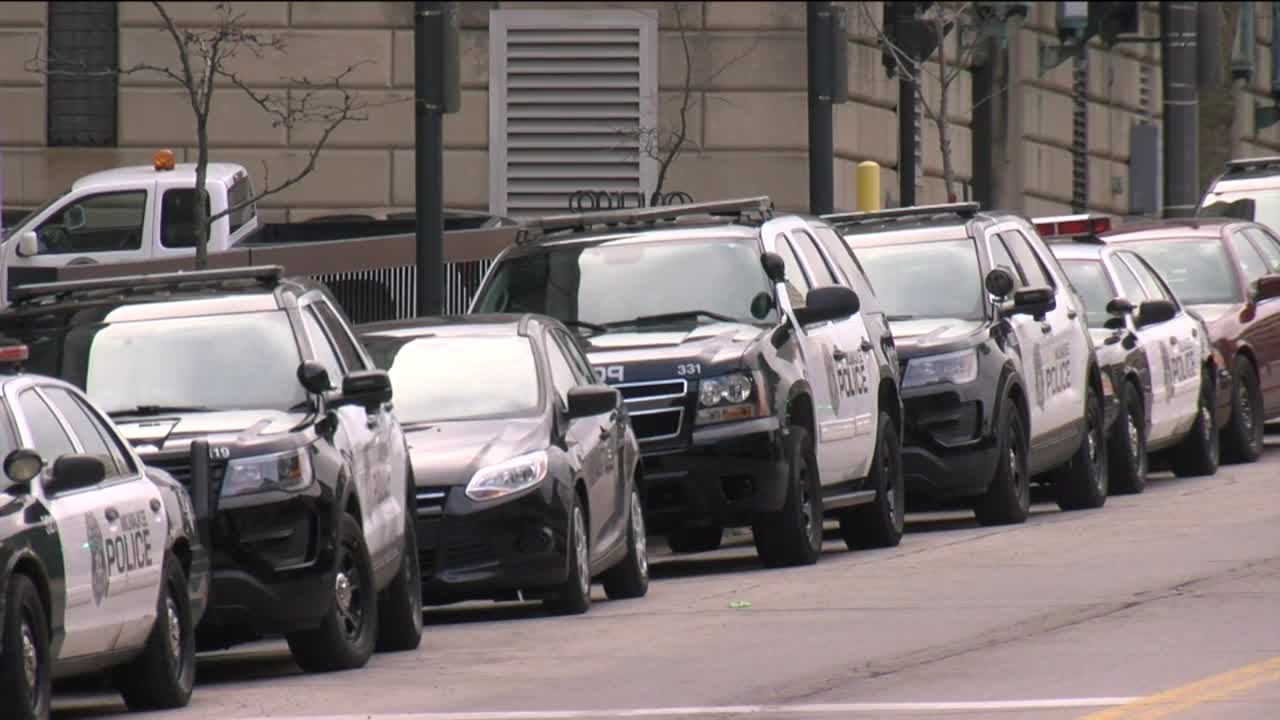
[245,697,1139,719]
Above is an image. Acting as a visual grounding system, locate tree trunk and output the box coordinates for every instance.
[935,16,955,201]
[194,120,210,270]
[1198,3,1242,195]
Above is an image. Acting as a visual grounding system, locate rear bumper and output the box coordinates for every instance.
[635,417,788,533]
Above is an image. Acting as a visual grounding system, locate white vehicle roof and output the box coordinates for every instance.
[72,162,246,192]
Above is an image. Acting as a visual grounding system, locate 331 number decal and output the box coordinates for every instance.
[676,363,702,376]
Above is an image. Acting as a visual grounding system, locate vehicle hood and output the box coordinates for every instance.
[405,416,546,488]
[1185,303,1239,327]
[112,410,305,454]
[889,318,986,357]
[581,322,764,383]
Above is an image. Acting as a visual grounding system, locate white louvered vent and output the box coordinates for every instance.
[489,10,658,218]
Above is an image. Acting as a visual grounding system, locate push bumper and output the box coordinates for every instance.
[635,416,788,534]
[900,385,999,499]
[416,481,572,603]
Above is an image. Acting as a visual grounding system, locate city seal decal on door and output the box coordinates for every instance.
[85,512,110,606]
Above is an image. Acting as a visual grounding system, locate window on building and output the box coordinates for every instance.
[46,1,118,147]
[489,10,658,217]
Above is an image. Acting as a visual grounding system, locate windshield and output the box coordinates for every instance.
[1125,238,1241,305]
[2,188,70,239]
[853,238,984,321]
[1060,259,1117,328]
[471,237,778,330]
[1200,188,1280,234]
[70,310,307,415]
[364,335,540,424]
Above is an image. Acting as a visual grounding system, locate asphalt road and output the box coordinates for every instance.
[55,435,1280,720]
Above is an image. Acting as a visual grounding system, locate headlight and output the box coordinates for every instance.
[696,372,766,425]
[221,447,314,498]
[466,450,548,502]
[902,348,979,389]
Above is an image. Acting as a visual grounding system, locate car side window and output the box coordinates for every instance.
[988,234,1024,286]
[1244,227,1280,272]
[43,387,126,477]
[545,335,581,407]
[1230,231,1269,283]
[302,307,343,385]
[35,191,147,255]
[159,189,211,249]
[18,389,76,463]
[1110,254,1150,301]
[552,329,596,385]
[792,230,839,286]
[1001,230,1054,288]
[1120,253,1172,304]
[773,235,811,307]
[814,226,874,292]
[314,302,368,372]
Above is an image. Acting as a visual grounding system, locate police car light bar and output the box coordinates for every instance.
[0,343,29,364]
[1224,156,1280,173]
[1032,214,1112,240]
[9,265,285,305]
[820,201,981,226]
[524,197,774,240]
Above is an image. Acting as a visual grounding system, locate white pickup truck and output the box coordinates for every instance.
[0,154,518,317]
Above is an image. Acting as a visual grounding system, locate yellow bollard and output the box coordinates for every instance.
[856,161,881,211]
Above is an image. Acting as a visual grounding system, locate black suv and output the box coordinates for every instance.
[470,198,905,567]
[0,267,423,673]
[823,203,1112,524]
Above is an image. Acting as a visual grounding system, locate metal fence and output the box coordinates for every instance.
[313,258,495,324]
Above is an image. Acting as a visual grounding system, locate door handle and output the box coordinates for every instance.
[1039,322,1052,335]
[1169,336,1179,346]
[104,507,119,523]
[832,348,848,361]
[599,425,611,440]
[1067,309,1078,319]
[860,338,874,352]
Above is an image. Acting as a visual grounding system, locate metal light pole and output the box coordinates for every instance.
[1161,2,1200,218]
[807,1,834,215]
[415,0,445,316]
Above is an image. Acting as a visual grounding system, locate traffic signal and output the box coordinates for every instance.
[880,1,944,78]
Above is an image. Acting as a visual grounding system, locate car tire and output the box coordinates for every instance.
[116,552,195,710]
[544,500,592,615]
[602,487,650,600]
[1222,357,1264,464]
[753,425,822,568]
[667,526,723,554]
[0,574,51,720]
[1055,386,1109,511]
[1109,381,1148,495]
[839,412,904,550]
[1171,366,1221,477]
[374,510,423,653]
[286,513,378,672]
[973,402,1030,526]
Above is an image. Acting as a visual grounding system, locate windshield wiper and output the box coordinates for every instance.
[108,404,214,418]
[561,319,608,336]
[609,310,738,327]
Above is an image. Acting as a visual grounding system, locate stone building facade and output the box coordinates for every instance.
[1,1,1278,224]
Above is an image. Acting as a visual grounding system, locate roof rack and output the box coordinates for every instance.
[1224,156,1280,173]
[8,265,284,306]
[820,201,980,226]
[518,196,774,243]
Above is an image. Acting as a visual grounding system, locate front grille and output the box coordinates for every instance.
[415,488,449,517]
[146,454,227,499]
[616,379,688,442]
[445,541,494,567]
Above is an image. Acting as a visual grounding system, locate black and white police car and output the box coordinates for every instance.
[0,341,209,720]
[0,267,422,675]
[470,198,905,568]
[1040,216,1219,492]
[824,203,1111,524]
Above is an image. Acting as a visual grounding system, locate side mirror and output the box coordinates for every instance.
[1105,297,1135,315]
[566,385,620,419]
[336,369,393,410]
[1136,299,1178,327]
[16,231,38,258]
[1006,286,1056,317]
[1251,274,1280,302]
[3,448,43,488]
[984,267,1016,299]
[795,285,861,326]
[45,455,106,494]
[297,361,333,395]
[761,252,786,284]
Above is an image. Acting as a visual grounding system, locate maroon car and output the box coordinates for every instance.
[1098,219,1280,464]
